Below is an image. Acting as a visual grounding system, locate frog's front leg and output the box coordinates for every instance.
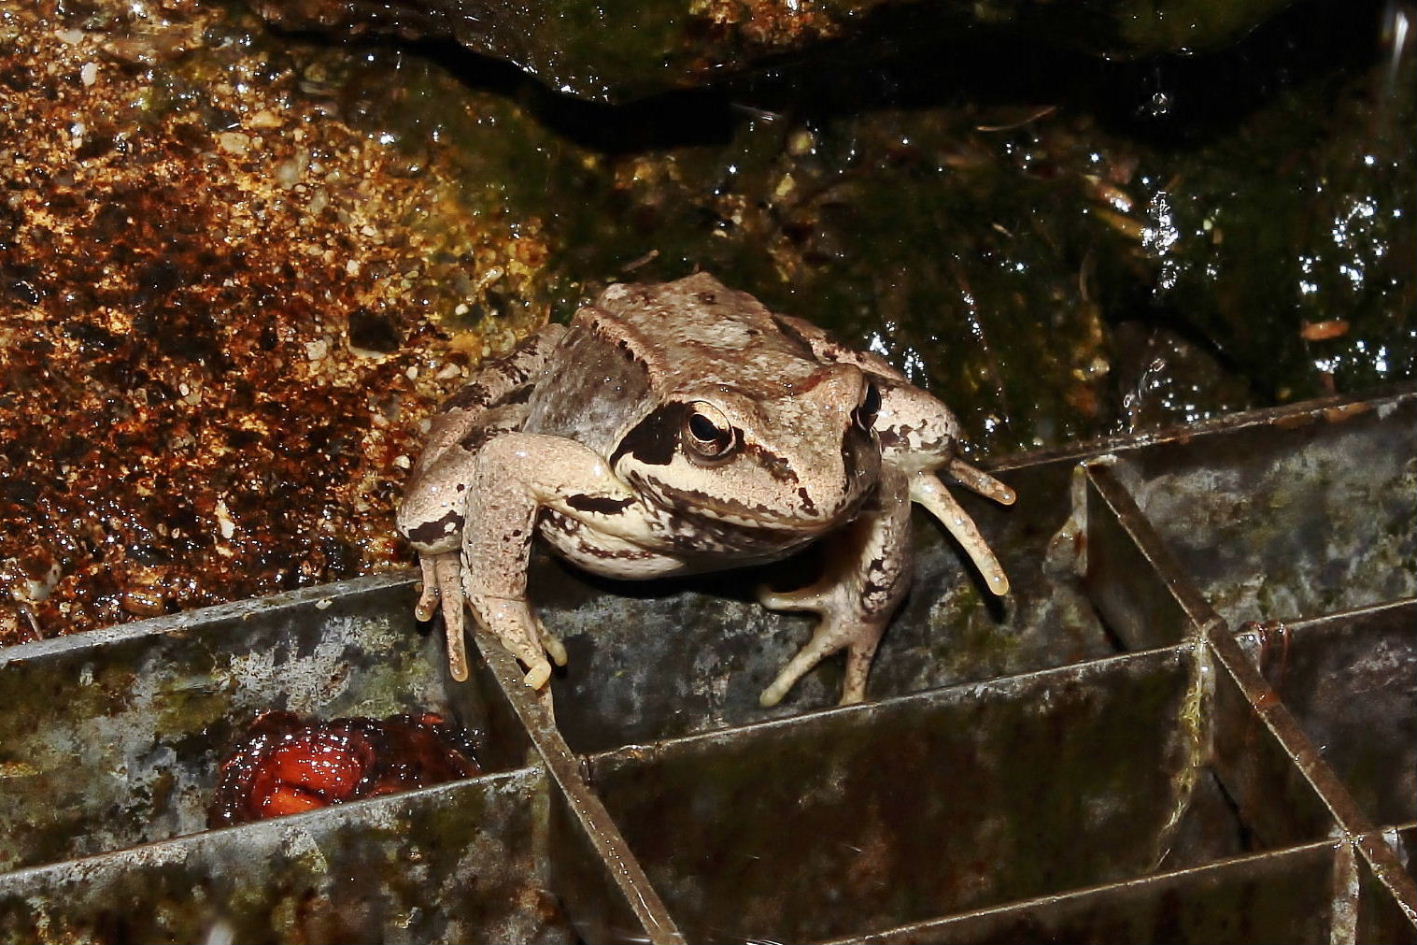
[462,433,640,690]
[875,380,1016,595]
[758,466,914,706]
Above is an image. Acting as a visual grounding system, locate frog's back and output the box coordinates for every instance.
[596,273,825,395]
[524,273,824,455]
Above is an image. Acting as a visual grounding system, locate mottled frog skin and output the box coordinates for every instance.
[397,273,1015,706]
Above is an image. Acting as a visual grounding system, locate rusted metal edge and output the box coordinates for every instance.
[1357,828,1417,926]
[1083,460,1222,631]
[584,643,1190,767]
[1204,627,1385,843]
[818,838,1345,945]
[471,628,687,945]
[1083,462,1374,832]
[0,765,541,885]
[987,382,1417,475]
[1228,600,1417,922]
[0,571,418,667]
[1230,596,1417,636]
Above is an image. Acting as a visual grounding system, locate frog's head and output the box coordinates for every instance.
[610,363,882,532]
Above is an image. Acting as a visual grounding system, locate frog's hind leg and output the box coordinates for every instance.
[397,325,568,683]
[758,466,913,707]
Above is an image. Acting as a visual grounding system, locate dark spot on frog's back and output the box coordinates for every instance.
[445,383,533,412]
[610,402,692,467]
[797,487,817,515]
[491,385,534,408]
[445,383,490,410]
[458,426,497,452]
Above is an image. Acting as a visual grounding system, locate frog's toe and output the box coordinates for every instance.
[430,570,472,680]
[911,472,1011,596]
[496,629,554,691]
[758,670,799,708]
[523,660,553,690]
[538,625,568,667]
[413,555,442,621]
[760,622,846,707]
[761,614,887,707]
[425,554,471,682]
[497,629,555,690]
[443,606,470,683]
[839,625,884,705]
[414,591,439,623]
[757,580,832,613]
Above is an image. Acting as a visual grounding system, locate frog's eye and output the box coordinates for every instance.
[852,381,881,432]
[682,402,736,461]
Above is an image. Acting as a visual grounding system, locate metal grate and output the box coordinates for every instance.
[1,387,1413,943]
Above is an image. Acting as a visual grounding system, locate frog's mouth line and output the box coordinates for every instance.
[634,473,874,532]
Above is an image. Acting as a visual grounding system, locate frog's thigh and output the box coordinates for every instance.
[759,466,914,706]
[408,324,565,477]
[461,433,635,686]
[398,407,525,557]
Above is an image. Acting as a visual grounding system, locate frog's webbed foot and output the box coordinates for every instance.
[468,595,566,690]
[757,466,913,708]
[415,552,566,685]
[758,580,892,707]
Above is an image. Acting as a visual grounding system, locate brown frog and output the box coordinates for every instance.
[397,273,1015,706]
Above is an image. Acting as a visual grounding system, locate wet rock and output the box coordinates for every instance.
[252,0,1298,102]
[1,0,1411,643]
[0,0,564,640]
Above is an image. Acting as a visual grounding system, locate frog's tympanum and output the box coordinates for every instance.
[397,273,1015,706]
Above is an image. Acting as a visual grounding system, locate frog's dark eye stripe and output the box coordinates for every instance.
[610,402,690,467]
[610,400,738,469]
[682,402,737,462]
[852,381,881,432]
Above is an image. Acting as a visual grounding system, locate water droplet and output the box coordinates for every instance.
[1148,90,1172,119]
